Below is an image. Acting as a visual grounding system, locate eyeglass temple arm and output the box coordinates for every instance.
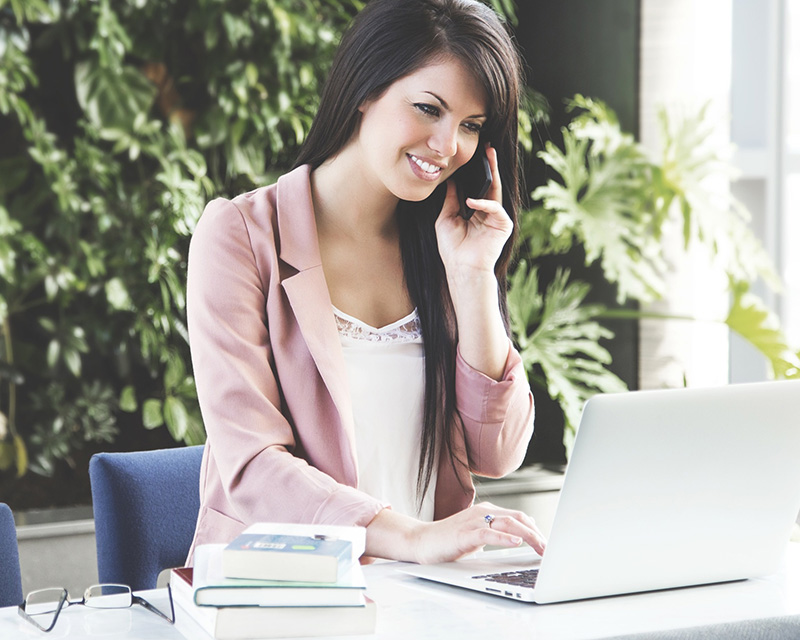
[17,606,60,633]
[132,584,175,624]
[17,588,69,633]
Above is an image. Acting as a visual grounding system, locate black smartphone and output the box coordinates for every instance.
[454,143,492,219]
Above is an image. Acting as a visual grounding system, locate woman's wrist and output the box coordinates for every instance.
[364,508,427,563]
[445,262,496,292]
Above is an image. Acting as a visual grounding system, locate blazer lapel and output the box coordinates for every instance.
[275,167,358,483]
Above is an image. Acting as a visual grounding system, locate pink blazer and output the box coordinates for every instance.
[185,165,535,562]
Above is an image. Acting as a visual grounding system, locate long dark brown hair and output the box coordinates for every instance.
[293,0,524,506]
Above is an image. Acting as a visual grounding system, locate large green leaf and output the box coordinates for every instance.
[658,105,780,290]
[142,398,164,429]
[726,283,800,379]
[0,434,28,477]
[183,414,207,447]
[74,61,157,131]
[509,263,628,448]
[532,98,667,303]
[164,395,188,441]
[119,385,137,413]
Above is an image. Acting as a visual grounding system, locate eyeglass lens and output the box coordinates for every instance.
[20,583,173,632]
[84,584,133,609]
[23,587,67,616]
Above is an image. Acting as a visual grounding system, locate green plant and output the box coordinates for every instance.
[508,95,800,454]
[3,0,791,498]
[0,0,363,484]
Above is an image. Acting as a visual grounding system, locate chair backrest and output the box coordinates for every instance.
[89,445,204,591]
[0,502,23,607]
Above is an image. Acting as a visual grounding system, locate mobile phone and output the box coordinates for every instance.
[453,143,492,219]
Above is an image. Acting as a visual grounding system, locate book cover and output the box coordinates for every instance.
[223,533,352,583]
[171,567,376,640]
[236,523,366,559]
[192,544,367,607]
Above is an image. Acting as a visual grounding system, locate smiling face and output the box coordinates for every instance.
[351,56,488,202]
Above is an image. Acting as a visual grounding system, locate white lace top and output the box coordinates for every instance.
[333,305,436,521]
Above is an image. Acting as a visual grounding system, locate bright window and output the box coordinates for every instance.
[783,0,800,347]
[729,0,798,379]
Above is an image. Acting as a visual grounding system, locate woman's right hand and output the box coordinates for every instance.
[365,502,547,565]
[412,501,547,564]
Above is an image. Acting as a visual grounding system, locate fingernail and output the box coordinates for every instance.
[512,536,522,546]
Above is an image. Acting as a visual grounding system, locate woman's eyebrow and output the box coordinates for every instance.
[423,91,486,120]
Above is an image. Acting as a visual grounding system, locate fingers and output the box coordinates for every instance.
[484,144,503,203]
[462,196,513,241]
[463,196,507,223]
[468,522,523,550]
[413,502,547,564]
[461,146,511,233]
[486,514,547,555]
[475,502,547,556]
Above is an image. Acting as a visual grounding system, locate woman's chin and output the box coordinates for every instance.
[394,184,439,202]
[397,183,447,209]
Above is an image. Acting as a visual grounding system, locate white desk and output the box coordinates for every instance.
[2,543,800,640]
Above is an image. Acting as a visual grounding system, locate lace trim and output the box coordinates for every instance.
[333,306,422,343]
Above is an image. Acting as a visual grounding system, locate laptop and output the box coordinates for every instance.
[403,380,800,604]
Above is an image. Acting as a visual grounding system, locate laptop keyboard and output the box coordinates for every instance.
[473,568,539,589]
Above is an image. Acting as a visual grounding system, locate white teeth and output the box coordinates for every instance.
[410,155,441,174]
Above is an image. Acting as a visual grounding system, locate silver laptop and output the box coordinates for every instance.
[403,380,800,603]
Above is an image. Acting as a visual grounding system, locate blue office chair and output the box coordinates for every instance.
[0,502,23,607]
[89,445,204,591]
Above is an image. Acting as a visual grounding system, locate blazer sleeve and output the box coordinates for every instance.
[454,341,535,478]
[187,197,386,529]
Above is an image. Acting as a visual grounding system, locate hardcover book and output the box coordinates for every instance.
[223,533,352,583]
[171,567,376,640]
[192,543,367,607]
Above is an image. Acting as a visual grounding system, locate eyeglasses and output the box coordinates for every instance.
[18,583,174,633]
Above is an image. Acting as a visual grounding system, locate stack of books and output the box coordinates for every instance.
[170,524,376,640]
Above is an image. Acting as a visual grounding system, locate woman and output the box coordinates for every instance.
[186,0,546,565]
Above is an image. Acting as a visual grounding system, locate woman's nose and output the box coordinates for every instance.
[428,124,459,158]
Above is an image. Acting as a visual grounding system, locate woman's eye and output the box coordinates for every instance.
[415,103,439,117]
[463,122,483,134]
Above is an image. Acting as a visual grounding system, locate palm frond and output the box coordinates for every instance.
[532,101,667,303]
[658,105,780,289]
[726,282,800,379]
[508,263,628,448]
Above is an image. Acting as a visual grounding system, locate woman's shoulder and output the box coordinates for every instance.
[201,183,277,225]
[198,165,312,233]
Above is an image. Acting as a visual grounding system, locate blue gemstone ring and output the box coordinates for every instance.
[484,514,495,527]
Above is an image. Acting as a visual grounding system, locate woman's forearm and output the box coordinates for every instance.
[447,267,509,381]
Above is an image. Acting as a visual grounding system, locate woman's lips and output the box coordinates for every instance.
[407,154,443,182]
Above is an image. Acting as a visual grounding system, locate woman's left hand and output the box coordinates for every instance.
[434,144,513,276]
